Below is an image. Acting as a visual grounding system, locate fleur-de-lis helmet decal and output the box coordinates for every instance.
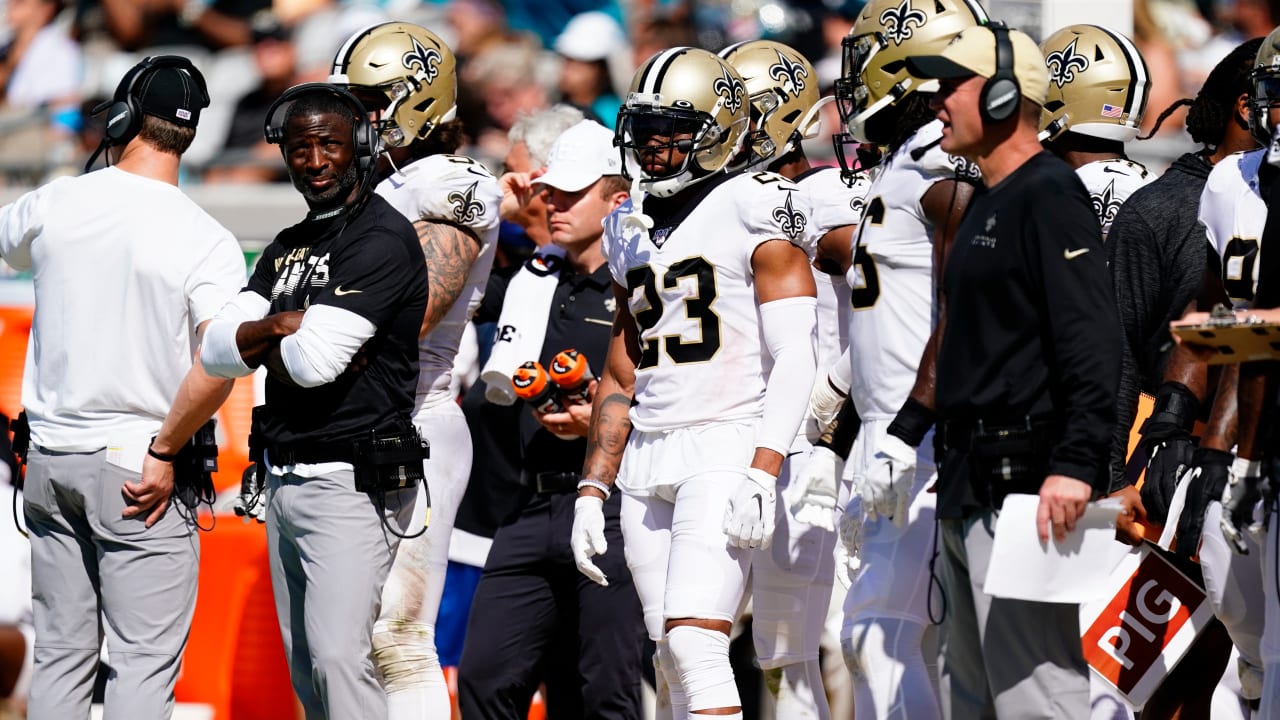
[329,22,459,148]
[1038,25,1151,143]
[879,0,928,45]
[713,64,746,115]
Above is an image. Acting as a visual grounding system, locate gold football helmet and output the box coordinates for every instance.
[836,0,987,144]
[329,22,457,148]
[616,47,750,197]
[1039,24,1150,143]
[1250,25,1280,144]
[719,40,823,170]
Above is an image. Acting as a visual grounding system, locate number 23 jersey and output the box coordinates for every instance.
[603,170,812,432]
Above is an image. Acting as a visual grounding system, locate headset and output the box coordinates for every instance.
[103,55,209,146]
[263,82,381,180]
[85,55,209,172]
[979,21,1021,124]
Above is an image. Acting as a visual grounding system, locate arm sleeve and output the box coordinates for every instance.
[1031,181,1121,491]
[201,291,271,378]
[1106,202,1158,490]
[279,304,378,388]
[0,186,46,271]
[755,296,818,456]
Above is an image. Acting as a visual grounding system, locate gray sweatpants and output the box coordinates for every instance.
[22,446,199,720]
[265,467,415,720]
[937,513,1090,720]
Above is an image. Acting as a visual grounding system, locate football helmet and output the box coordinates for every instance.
[615,47,751,197]
[1039,24,1150,143]
[835,0,987,144]
[329,22,458,148]
[1250,25,1280,144]
[719,40,823,171]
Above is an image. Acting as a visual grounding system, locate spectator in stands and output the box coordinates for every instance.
[99,0,268,52]
[463,41,551,167]
[553,11,626,128]
[204,15,296,183]
[1,0,81,110]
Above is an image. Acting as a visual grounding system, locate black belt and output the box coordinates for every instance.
[939,416,1057,452]
[519,471,579,495]
[266,440,357,466]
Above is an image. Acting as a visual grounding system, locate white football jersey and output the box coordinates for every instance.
[1199,148,1265,308]
[797,165,872,368]
[603,171,810,431]
[845,120,977,420]
[1074,157,1154,239]
[376,154,502,406]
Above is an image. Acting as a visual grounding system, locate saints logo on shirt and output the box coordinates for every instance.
[772,191,806,242]
[449,182,486,225]
[879,0,927,45]
[1091,179,1122,230]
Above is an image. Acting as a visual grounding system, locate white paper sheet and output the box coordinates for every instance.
[982,494,1132,603]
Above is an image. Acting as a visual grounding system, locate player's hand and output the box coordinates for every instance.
[535,380,596,438]
[724,468,777,550]
[1036,475,1093,543]
[1109,484,1147,547]
[1173,448,1231,558]
[837,495,865,577]
[1140,433,1195,526]
[782,446,842,532]
[571,495,609,586]
[122,453,175,527]
[498,169,546,220]
[859,434,914,528]
[233,462,267,524]
[1220,457,1266,555]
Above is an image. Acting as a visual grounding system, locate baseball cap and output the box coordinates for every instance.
[906,24,1049,107]
[536,120,624,192]
[554,11,626,63]
[136,64,209,127]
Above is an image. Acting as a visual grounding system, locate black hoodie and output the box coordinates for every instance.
[1107,152,1213,490]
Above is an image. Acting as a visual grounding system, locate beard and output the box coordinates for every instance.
[291,159,361,208]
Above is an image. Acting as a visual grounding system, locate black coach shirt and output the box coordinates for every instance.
[247,194,427,445]
[936,151,1120,516]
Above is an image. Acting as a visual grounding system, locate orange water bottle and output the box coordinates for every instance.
[548,349,595,406]
[512,361,565,415]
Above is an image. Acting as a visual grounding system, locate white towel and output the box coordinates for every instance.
[481,246,566,405]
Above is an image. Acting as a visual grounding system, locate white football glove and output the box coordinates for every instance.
[835,496,864,589]
[782,446,843,532]
[860,434,915,528]
[233,462,267,524]
[807,374,848,442]
[724,468,777,550]
[571,495,609,586]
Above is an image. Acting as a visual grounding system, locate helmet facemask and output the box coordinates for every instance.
[615,94,745,197]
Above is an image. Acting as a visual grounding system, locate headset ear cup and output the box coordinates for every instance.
[982,77,1020,123]
[104,99,138,144]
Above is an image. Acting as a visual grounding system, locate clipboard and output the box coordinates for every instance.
[1170,318,1280,364]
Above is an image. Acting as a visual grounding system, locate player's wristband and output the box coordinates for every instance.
[1149,381,1199,433]
[577,478,612,499]
[1231,456,1263,480]
[147,441,178,463]
[887,397,934,448]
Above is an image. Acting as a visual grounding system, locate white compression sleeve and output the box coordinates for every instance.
[756,296,818,456]
[201,291,270,378]
[279,304,377,388]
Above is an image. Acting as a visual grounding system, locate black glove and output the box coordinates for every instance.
[1221,459,1267,555]
[1173,447,1232,558]
[1138,382,1200,525]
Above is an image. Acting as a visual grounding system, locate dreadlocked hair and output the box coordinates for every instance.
[1145,37,1263,144]
[408,118,466,157]
[886,93,935,152]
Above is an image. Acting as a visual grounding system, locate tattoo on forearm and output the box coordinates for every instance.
[417,220,481,334]
[584,393,633,484]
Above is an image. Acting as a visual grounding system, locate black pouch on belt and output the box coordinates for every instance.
[352,424,431,494]
[11,410,29,466]
[172,418,219,508]
[969,419,1052,508]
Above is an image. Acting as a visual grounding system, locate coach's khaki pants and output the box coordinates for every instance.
[23,446,199,720]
